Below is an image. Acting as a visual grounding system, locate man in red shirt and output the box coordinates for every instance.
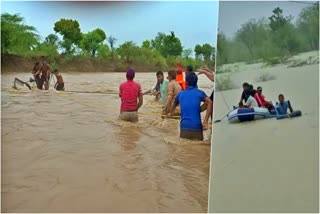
[254,86,274,110]
[119,68,143,122]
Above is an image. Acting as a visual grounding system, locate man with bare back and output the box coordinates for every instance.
[39,57,51,90]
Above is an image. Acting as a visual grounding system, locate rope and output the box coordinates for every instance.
[55,91,181,119]
[65,90,119,95]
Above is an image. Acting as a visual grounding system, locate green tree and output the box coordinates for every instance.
[142,40,151,49]
[1,13,39,54]
[201,43,214,62]
[97,44,110,59]
[151,32,183,57]
[33,43,59,60]
[80,28,106,57]
[194,44,202,59]
[268,7,299,55]
[151,32,165,52]
[182,48,193,59]
[54,19,82,54]
[296,2,319,51]
[116,41,139,63]
[107,35,117,59]
[44,34,59,47]
[216,32,230,65]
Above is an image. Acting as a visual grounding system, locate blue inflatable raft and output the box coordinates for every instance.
[227,107,277,123]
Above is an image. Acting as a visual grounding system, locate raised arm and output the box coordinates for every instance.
[197,68,215,82]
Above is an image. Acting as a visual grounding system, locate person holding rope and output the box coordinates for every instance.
[38,57,51,90]
[142,71,168,104]
[31,62,42,89]
[119,68,143,123]
[162,70,182,117]
[169,72,212,141]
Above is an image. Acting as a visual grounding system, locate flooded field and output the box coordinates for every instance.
[1,72,213,212]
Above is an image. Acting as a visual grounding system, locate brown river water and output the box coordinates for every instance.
[1,72,213,212]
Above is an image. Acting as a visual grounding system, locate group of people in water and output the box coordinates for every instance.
[119,63,215,141]
[238,82,301,119]
[31,57,65,91]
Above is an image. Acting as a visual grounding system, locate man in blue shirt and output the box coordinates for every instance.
[169,72,212,141]
[275,94,295,119]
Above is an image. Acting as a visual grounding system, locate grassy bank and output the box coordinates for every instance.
[1,54,166,73]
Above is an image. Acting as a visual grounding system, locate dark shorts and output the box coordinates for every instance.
[180,129,203,141]
[56,83,65,91]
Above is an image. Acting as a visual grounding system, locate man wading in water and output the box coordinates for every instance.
[39,57,51,90]
[31,62,42,89]
[162,70,182,117]
[169,72,212,141]
[119,68,143,122]
[53,69,65,91]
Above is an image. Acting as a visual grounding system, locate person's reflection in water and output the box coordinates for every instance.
[117,127,141,151]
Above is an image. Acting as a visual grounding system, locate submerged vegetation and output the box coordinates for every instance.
[1,13,215,72]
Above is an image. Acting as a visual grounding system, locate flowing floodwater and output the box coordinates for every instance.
[1,72,213,212]
[209,53,319,213]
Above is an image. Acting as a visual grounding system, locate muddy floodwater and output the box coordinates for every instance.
[209,52,319,213]
[1,72,213,212]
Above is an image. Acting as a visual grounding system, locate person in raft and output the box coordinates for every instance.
[119,68,143,122]
[169,72,212,141]
[162,70,182,117]
[53,69,65,91]
[142,71,169,104]
[239,83,258,108]
[254,86,274,111]
[275,94,301,119]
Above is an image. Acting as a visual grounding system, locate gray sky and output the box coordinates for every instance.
[218,1,314,38]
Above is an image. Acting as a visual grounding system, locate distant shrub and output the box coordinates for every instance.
[263,56,289,66]
[215,75,237,91]
[216,66,232,74]
[255,72,276,82]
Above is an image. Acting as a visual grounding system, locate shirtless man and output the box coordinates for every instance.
[39,58,51,90]
[53,69,65,91]
[31,62,42,89]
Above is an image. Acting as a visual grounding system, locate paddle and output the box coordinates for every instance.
[214,105,239,123]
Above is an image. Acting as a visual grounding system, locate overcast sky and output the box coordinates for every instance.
[218,1,314,38]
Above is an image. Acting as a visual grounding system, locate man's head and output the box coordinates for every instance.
[126,68,135,80]
[257,86,262,94]
[156,71,164,83]
[186,72,198,88]
[185,65,193,75]
[242,82,250,91]
[278,94,285,103]
[167,70,176,81]
[53,69,59,75]
[40,56,47,64]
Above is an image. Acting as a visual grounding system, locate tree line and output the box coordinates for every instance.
[216,3,319,66]
[1,13,216,69]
